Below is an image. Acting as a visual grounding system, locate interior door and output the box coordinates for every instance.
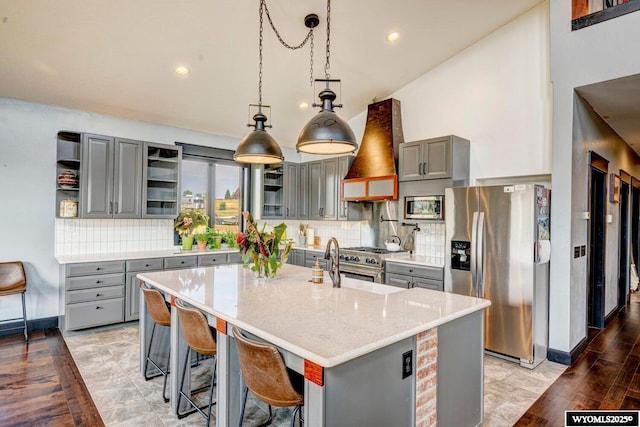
[479,185,534,361]
[619,173,630,308]
[588,152,608,329]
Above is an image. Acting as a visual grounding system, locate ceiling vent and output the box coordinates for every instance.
[341,98,404,201]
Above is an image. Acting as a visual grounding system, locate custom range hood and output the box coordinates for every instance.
[341,98,404,201]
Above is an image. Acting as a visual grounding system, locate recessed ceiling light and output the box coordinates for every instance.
[386,32,400,42]
[298,102,309,109]
[175,66,190,75]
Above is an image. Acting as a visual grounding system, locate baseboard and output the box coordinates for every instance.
[604,306,619,326]
[548,336,588,366]
[0,316,58,338]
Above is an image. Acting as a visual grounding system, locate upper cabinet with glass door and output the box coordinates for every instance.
[142,142,182,218]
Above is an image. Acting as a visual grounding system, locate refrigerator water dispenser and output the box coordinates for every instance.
[451,240,471,271]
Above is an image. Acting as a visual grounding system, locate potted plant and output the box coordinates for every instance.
[222,230,239,249]
[195,231,209,251]
[174,209,209,250]
[207,228,222,250]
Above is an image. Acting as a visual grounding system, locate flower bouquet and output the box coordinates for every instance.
[236,211,292,278]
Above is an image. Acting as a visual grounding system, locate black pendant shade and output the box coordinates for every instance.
[296,87,358,154]
[233,111,284,164]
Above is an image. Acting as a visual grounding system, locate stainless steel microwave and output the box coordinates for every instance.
[404,195,444,220]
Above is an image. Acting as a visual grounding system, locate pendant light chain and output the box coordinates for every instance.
[325,0,331,79]
[260,0,316,86]
[258,0,264,106]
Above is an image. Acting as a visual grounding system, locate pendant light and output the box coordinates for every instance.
[297,0,358,155]
[234,1,284,164]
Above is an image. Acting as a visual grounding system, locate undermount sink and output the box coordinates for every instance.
[340,277,404,295]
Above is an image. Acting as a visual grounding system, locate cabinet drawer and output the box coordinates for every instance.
[198,254,228,266]
[67,285,125,304]
[126,258,163,272]
[385,273,412,289]
[66,273,125,290]
[385,262,443,280]
[164,256,197,270]
[66,260,125,277]
[305,251,325,262]
[65,298,124,330]
[413,278,443,291]
[227,252,242,264]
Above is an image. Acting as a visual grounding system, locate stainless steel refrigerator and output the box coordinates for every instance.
[444,184,551,369]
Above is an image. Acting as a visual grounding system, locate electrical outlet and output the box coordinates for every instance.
[574,246,581,258]
[402,350,412,379]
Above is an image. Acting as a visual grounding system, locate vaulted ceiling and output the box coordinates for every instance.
[1,1,546,146]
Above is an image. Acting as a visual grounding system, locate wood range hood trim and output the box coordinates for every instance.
[341,98,404,201]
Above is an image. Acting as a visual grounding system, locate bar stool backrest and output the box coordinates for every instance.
[232,326,303,407]
[0,261,26,296]
[175,300,217,356]
[140,283,171,327]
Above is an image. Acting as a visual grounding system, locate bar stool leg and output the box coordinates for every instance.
[144,322,170,402]
[21,293,28,343]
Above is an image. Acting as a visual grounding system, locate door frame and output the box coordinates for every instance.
[587,151,608,329]
[618,170,631,308]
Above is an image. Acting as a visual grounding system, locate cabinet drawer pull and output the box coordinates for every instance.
[181,261,185,264]
[96,280,102,284]
[96,293,102,297]
[145,264,150,267]
[96,306,103,310]
[408,269,413,273]
[96,267,102,271]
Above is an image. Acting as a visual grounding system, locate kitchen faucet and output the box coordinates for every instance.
[324,237,341,288]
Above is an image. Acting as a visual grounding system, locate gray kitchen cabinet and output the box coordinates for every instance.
[298,163,309,219]
[198,252,244,266]
[398,135,469,182]
[308,158,338,220]
[337,156,358,221]
[262,163,285,219]
[164,255,197,270]
[287,248,305,266]
[64,260,126,330]
[385,262,444,291]
[56,131,82,218]
[125,258,163,322]
[227,252,242,264]
[142,142,181,218]
[304,250,328,270]
[284,162,299,219]
[80,134,143,218]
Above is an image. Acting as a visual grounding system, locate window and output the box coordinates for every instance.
[181,157,247,234]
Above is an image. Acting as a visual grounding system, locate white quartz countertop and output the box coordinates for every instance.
[384,253,444,268]
[137,264,489,368]
[56,247,240,264]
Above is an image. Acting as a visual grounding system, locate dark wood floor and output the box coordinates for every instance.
[517,295,640,425]
[0,329,103,427]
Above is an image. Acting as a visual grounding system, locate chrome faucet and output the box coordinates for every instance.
[324,237,341,288]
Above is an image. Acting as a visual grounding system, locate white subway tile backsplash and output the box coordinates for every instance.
[55,218,175,257]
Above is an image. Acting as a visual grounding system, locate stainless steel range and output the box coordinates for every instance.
[338,247,406,283]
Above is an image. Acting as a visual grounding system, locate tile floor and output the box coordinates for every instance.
[63,325,565,426]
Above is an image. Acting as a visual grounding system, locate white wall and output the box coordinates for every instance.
[348,2,552,183]
[0,98,256,321]
[549,2,640,353]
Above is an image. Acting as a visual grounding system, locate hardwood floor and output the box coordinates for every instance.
[516,294,640,425]
[0,329,103,427]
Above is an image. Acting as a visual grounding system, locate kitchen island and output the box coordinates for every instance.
[137,263,490,426]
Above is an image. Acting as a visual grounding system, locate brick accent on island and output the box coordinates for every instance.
[415,327,438,427]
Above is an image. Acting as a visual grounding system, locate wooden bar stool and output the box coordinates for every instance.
[175,298,217,425]
[232,327,304,427]
[140,282,171,402]
[0,261,28,342]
